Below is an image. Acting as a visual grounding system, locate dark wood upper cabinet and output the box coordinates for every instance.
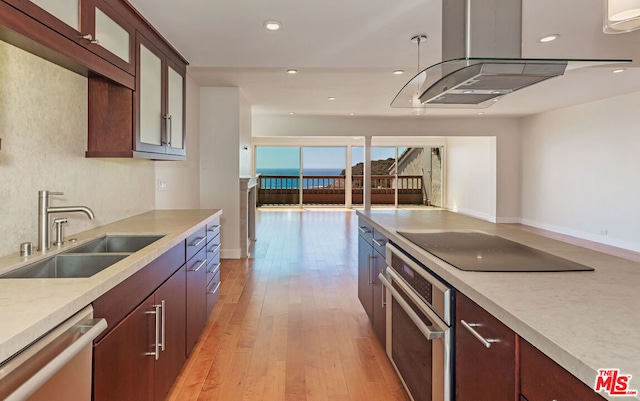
[1,0,188,161]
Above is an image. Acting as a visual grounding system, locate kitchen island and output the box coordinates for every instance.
[357,209,640,401]
[0,209,221,365]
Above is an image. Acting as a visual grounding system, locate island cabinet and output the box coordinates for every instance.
[520,339,606,401]
[185,225,209,355]
[357,218,388,347]
[456,292,517,401]
[92,242,187,401]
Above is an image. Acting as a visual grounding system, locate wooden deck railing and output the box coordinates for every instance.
[257,175,424,205]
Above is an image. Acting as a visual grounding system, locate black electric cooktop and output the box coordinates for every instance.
[397,230,595,272]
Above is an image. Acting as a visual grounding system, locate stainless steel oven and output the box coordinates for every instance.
[380,242,453,401]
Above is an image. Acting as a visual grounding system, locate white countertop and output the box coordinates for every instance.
[357,209,640,401]
[0,209,221,364]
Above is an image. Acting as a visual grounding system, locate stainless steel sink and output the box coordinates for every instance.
[0,254,129,279]
[65,235,164,254]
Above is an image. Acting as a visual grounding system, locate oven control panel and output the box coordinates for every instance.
[391,253,433,305]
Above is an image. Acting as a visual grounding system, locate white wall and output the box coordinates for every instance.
[520,92,640,251]
[155,75,201,209]
[0,41,155,257]
[239,92,252,177]
[446,137,497,222]
[200,87,251,258]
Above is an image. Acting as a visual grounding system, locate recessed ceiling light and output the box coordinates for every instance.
[393,70,405,75]
[286,69,298,74]
[478,112,485,115]
[328,97,336,101]
[288,112,295,115]
[612,68,626,74]
[349,112,356,116]
[539,34,559,43]
[264,20,281,31]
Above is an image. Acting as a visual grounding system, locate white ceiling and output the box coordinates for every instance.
[129,0,640,118]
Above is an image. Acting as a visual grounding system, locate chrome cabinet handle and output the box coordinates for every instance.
[160,300,166,352]
[367,254,376,285]
[382,284,386,308]
[372,238,387,247]
[162,115,171,145]
[208,244,221,254]
[189,259,207,272]
[190,236,206,248]
[358,226,371,234]
[208,225,220,233]
[80,34,99,44]
[460,320,499,349]
[208,281,222,295]
[146,304,162,360]
[208,262,221,276]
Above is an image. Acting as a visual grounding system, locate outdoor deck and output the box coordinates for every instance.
[257,175,425,206]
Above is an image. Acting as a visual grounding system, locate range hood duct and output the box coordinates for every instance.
[391,0,631,108]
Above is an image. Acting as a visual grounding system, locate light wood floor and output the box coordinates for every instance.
[167,209,409,401]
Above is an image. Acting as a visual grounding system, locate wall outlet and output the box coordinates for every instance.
[157,179,167,192]
[599,229,608,236]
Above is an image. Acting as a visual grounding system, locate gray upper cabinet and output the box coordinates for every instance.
[136,32,186,160]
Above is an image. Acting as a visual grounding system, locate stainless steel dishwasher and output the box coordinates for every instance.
[0,306,107,401]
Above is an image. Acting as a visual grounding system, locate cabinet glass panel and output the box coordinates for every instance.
[167,66,184,150]
[31,0,79,31]
[139,44,162,146]
[95,8,130,62]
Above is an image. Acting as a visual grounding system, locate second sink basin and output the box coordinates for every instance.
[1,254,128,279]
[66,235,164,254]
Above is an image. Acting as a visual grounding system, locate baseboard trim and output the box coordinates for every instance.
[496,217,522,224]
[445,206,497,223]
[221,248,241,259]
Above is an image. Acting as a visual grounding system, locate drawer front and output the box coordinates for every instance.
[206,269,221,318]
[206,219,221,244]
[357,218,374,245]
[206,242,221,285]
[372,230,388,257]
[186,225,207,261]
[186,247,207,274]
[456,292,516,401]
[520,339,606,401]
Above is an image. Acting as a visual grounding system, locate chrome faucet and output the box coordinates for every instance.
[37,190,95,251]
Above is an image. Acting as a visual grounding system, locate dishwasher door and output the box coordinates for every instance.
[0,306,107,401]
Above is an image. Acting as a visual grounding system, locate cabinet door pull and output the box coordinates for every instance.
[208,225,220,233]
[208,244,221,254]
[160,300,166,352]
[189,259,207,272]
[367,254,376,285]
[190,236,206,248]
[382,284,386,308]
[208,262,222,276]
[208,281,221,295]
[460,320,498,349]
[80,34,99,44]
[146,304,161,360]
[358,226,371,234]
[372,238,387,247]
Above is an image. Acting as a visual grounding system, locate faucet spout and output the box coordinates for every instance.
[47,206,95,220]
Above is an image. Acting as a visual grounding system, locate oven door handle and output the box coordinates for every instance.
[379,272,446,341]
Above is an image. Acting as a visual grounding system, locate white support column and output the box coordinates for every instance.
[299,147,303,208]
[364,136,372,211]
[345,145,352,208]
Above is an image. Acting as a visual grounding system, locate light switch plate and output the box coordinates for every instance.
[157,178,167,192]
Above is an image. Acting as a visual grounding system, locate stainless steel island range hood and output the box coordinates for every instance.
[392,0,631,108]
